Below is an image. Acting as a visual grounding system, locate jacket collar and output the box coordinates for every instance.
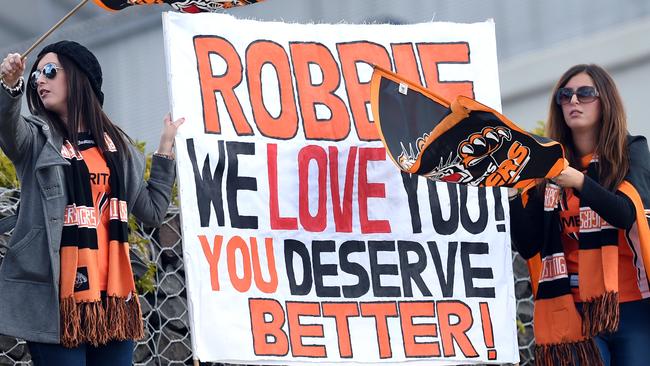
[30,116,69,170]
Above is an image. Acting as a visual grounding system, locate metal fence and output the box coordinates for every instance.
[0,186,536,365]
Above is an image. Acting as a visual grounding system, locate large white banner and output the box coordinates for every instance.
[163,12,518,365]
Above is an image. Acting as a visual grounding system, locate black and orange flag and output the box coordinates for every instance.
[370,66,566,188]
[93,0,263,13]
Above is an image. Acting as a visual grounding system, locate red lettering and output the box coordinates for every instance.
[358,147,390,233]
[268,144,298,230]
[328,146,357,233]
[298,146,327,232]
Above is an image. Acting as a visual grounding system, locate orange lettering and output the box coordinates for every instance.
[227,236,252,292]
[246,40,298,139]
[437,301,478,357]
[337,41,391,141]
[249,298,289,356]
[360,302,398,358]
[198,235,223,291]
[322,302,360,358]
[399,301,441,357]
[194,36,252,135]
[286,301,326,357]
[391,43,423,85]
[250,237,278,294]
[417,43,473,102]
[290,42,350,141]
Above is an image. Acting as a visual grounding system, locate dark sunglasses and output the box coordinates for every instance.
[30,63,64,89]
[555,86,599,105]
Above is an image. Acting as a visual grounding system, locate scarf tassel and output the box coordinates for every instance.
[581,291,620,336]
[60,293,144,348]
[60,297,81,348]
[535,338,604,366]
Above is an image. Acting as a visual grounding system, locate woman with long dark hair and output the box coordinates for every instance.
[509,64,650,365]
[0,41,183,365]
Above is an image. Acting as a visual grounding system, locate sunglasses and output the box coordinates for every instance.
[30,63,64,89]
[555,86,599,105]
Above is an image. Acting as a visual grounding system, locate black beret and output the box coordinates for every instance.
[38,40,104,105]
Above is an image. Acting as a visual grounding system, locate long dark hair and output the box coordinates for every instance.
[26,52,132,158]
[546,64,628,190]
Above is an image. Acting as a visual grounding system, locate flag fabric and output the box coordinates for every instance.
[93,0,263,13]
[370,66,567,188]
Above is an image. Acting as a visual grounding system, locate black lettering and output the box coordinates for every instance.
[400,171,422,234]
[186,138,225,227]
[368,240,401,297]
[339,240,370,298]
[459,185,488,234]
[312,240,340,297]
[427,181,459,235]
[428,241,458,297]
[226,141,258,229]
[284,239,312,296]
[460,241,495,298]
[397,241,431,297]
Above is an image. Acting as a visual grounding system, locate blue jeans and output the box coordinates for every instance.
[28,340,134,366]
[594,298,650,366]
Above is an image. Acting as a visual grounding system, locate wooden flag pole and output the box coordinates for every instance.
[1,0,90,81]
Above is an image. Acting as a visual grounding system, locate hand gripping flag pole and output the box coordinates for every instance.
[370,66,567,188]
[0,0,91,82]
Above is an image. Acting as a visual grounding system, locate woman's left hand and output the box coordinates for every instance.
[551,166,585,190]
[156,113,185,155]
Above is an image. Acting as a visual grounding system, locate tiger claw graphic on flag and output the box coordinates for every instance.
[370,66,567,188]
[93,0,263,13]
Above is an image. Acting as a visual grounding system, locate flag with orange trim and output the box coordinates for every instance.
[370,66,567,188]
[93,0,263,13]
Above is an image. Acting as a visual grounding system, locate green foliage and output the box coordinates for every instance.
[130,140,179,293]
[0,151,19,188]
[136,262,157,295]
[531,120,546,137]
[517,319,526,334]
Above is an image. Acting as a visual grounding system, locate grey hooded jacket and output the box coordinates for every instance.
[0,87,175,343]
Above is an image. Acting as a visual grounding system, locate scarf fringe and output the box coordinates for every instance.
[535,338,603,366]
[581,291,619,336]
[60,294,144,348]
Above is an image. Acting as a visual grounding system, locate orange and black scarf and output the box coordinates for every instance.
[59,134,143,348]
[526,137,650,365]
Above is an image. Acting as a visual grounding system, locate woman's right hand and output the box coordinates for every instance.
[1,53,26,87]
